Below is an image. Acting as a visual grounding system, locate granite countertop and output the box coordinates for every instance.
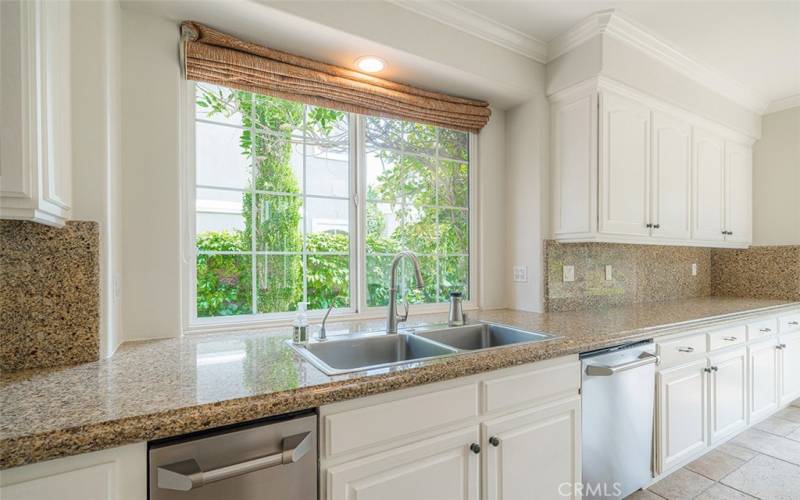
[2,297,798,469]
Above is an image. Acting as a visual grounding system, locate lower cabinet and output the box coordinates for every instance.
[657,359,708,471]
[749,339,779,423]
[708,347,747,443]
[483,398,580,500]
[326,427,480,500]
[779,332,800,405]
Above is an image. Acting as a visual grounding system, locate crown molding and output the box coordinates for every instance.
[390,0,548,63]
[765,95,800,114]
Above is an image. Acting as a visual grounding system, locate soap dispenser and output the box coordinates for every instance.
[292,302,309,345]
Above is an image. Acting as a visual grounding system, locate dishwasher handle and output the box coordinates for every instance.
[585,352,659,376]
[157,431,312,491]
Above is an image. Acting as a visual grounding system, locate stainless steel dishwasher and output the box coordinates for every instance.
[149,411,317,500]
[581,340,658,500]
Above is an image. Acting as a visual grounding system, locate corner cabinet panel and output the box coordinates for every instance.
[326,426,479,500]
[724,142,753,244]
[651,111,692,240]
[598,91,651,237]
[483,397,580,500]
[691,129,725,242]
[657,359,708,472]
[551,93,597,237]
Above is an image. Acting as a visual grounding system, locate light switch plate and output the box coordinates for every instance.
[563,265,575,282]
[512,265,528,282]
[605,265,613,281]
[692,263,698,276]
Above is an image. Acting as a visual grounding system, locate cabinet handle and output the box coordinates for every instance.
[760,328,772,333]
[703,367,712,373]
[723,336,738,341]
[789,321,799,326]
[653,224,660,229]
[646,223,653,228]
[489,436,500,447]
[711,366,718,371]
[777,343,787,350]
[677,346,695,353]
[470,443,481,454]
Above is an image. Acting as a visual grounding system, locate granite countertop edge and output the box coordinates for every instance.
[2,300,799,469]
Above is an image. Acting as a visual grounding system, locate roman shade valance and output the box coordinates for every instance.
[180,21,491,132]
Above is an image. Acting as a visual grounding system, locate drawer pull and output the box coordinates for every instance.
[723,336,738,341]
[789,321,799,326]
[677,346,695,353]
[759,328,772,333]
[711,366,718,371]
[470,443,481,454]
[489,436,501,447]
[703,367,712,373]
[777,344,787,350]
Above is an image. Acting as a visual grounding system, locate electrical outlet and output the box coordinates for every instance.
[605,265,613,281]
[692,263,698,276]
[512,265,528,282]
[563,265,575,282]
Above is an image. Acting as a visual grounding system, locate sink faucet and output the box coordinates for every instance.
[386,251,424,334]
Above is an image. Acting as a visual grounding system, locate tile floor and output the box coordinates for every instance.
[627,400,800,500]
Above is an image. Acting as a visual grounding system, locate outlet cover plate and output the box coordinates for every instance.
[563,265,575,282]
[513,265,528,282]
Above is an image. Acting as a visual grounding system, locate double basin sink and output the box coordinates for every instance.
[290,323,557,375]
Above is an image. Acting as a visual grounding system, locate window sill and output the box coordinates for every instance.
[184,303,479,335]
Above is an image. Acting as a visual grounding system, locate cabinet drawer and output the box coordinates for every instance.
[657,333,707,367]
[480,359,579,414]
[323,383,478,457]
[779,313,800,334]
[747,318,778,341]
[708,325,746,351]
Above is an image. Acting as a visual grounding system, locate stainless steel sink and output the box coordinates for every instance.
[289,333,458,375]
[414,323,555,350]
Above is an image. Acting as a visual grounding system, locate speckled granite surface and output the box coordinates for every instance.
[0,221,100,371]
[2,297,798,469]
[545,241,712,311]
[712,246,800,301]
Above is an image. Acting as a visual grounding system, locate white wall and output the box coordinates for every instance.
[505,93,550,312]
[121,9,183,340]
[71,0,124,357]
[753,107,800,245]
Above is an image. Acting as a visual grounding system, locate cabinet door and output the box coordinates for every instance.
[598,92,651,236]
[651,111,691,240]
[708,348,747,443]
[749,340,779,423]
[658,359,708,472]
[725,142,753,244]
[692,129,725,241]
[326,426,479,500]
[483,397,580,500]
[779,332,800,406]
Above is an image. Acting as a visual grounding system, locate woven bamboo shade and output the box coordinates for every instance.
[180,21,491,132]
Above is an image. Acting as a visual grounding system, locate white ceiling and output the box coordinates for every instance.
[440,1,800,110]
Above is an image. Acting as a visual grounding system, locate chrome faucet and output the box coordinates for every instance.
[386,251,424,334]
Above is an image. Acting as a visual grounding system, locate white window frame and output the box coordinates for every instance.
[180,82,479,334]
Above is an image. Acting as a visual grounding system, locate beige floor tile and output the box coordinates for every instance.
[722,454,800,500]
[754,415,800,436]
[685,449,746,480]
[731,428,800,465]
[694,483,757,500]
[791,399,800,408]
[775,406,800,423]
[648,468,714,500]
[624,489,665,500]
[717,442,759,461]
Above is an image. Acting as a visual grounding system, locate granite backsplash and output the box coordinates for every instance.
[545,241,800,312]
[0,220,100,371]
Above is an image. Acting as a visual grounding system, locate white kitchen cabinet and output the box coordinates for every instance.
[549,80,753,248]
[651,111,692,240]
[708,347,747,443]
[0,443,146,500]
[778,332,800,406]
[724,141,753,244]
[748,338,779,423]
[691,128,725,242]
[326,426,479,500]
[598,92,651,237]
[657,359,708,471]
[483,397,580,500]
[0,0,72,226]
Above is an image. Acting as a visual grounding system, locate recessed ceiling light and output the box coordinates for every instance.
[355,56,386,73]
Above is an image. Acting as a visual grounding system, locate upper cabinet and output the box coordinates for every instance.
[551,82,754,248]
[0,0,72,227]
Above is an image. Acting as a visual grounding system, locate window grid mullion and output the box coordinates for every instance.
[434,127,441,303]
[301,106,308,306]
[249,93,258,315]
